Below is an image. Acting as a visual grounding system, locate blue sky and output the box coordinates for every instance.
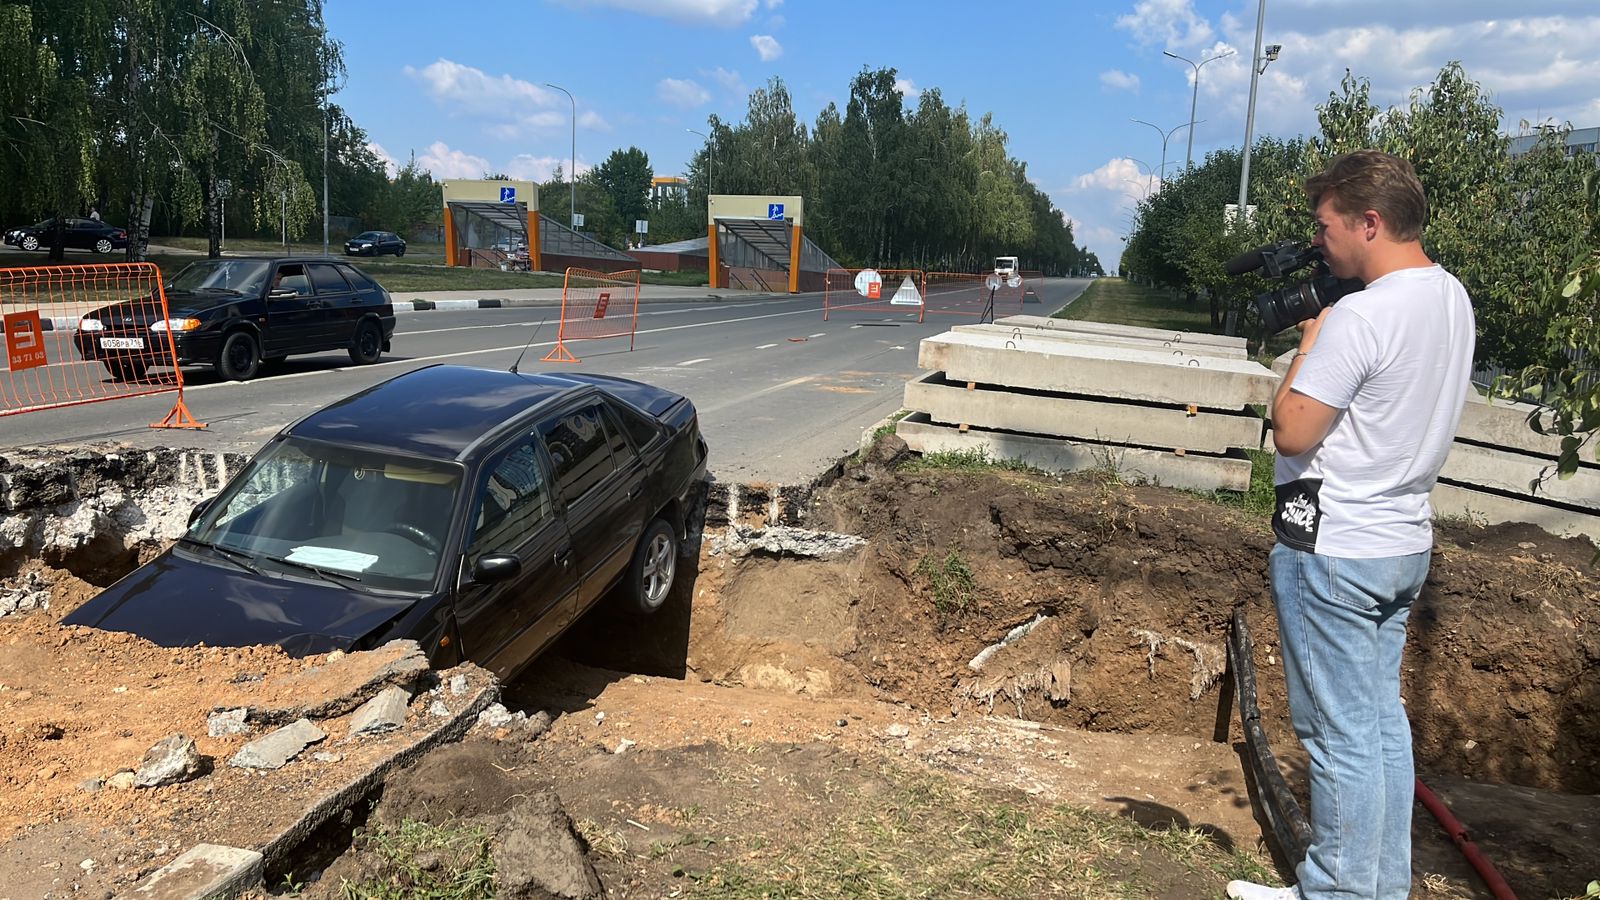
[326,0,1600,269]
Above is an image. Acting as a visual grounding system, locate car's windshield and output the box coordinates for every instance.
[167,259,271,294]
[190,437,463,591]
[29,219,55,230]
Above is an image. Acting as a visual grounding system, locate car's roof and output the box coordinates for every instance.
[288,365,598,459]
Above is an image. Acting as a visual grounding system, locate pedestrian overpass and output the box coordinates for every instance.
[707,194,841,293]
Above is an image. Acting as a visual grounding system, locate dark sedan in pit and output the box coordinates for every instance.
[4,217,128,253]
[73,257,395,381]
[63,364,709,680]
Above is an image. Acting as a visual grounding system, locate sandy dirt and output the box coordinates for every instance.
[1,442,1596,898]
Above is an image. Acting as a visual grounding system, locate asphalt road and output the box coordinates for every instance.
[4,278,1091,484]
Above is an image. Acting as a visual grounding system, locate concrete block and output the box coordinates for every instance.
[994,314,1247,350]
[919,331,1276,410]
[1431,482,1600,545]
[952,323,1248,359]
[1454,391,1590,463]
[896,413,1252,492]
[131,844,263,899]
[1441,443,1600,511]
[905,371,1264,454]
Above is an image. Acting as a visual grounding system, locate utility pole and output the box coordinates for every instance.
[1237,0,1281,220]
[322,98,330,256]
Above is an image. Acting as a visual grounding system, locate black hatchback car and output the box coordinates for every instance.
[64,364,709,680]
[344,231,406,257]
[73,257,396,381]
[4,217,129,253]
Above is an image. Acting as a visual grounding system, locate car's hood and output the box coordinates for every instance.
[61,547,420,656]
[87,290,252,324]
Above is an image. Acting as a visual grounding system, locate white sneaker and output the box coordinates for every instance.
[1225,880,1298,900]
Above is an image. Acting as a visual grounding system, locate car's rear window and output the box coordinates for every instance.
[309,263,351,294]
[338,265,378,290]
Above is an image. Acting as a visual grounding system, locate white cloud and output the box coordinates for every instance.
[657,78,711,108]
[893,78,922,100]
[750,34,783,61]
[706,66,746,96]
[1099,69,1141,92]
[1072,157,1159,204]
[505,154,591,183]
[404,58,614,140]
[365,142,400,178]
[416,142,491,180]
[559,0,757,26]
[1116,0,1214,48]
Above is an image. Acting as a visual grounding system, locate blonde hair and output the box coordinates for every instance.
[1304,150,1428,241]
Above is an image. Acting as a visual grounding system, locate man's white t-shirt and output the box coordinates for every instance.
[1272,264,1476,557]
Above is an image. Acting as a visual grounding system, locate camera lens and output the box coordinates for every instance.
[1255,282,1325,334]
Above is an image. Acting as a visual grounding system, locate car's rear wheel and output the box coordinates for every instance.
[217,331,261,381]
[625,518,677,615]
[103,359,148,382]
[93,238,113,254]
[20,235,38,251]
[348,319,382,365]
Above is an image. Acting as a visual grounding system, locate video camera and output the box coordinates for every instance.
[1226,240,1364,334]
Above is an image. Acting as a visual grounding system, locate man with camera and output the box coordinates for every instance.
[1226,150,1476,900]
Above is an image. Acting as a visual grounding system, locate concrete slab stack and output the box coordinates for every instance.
[900,316,1276,492]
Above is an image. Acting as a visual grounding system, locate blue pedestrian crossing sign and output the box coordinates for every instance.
[767,203,785,220]
[500,186,517,203]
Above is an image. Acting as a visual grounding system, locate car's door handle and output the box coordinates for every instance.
[554,548,573,567]
[626,485,643,501]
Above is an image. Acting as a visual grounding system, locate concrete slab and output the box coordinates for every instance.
[905,371,1265,454]
[131,844,262,899]
[897,413,1252,492]
[1430,482,1600,545]
[919,331,1276,410]
[951,323,1249,360]
[1441,443,1600,511]
[1455,392,1588,463]
[994,314,1247,350]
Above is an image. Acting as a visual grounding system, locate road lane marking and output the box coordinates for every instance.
[677,358,711,366]
[755,343,777,350]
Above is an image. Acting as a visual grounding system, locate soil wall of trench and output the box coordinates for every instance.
[4,442,1597,798]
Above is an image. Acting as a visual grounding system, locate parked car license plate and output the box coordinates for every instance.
[100,337,144,350]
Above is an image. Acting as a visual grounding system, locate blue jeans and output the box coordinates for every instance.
[1269,543,1430,900]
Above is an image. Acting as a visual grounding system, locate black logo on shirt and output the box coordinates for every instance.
[1274,478,1323,552]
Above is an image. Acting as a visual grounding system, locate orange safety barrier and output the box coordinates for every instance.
[822,268,925,322]
[542,267,643,363]
[0,263,202,427]
[924,271,1026,321]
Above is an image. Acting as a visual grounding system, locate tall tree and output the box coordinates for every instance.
[591,146,652,244]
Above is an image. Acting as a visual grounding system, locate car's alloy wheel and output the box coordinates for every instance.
[626,518,677,614]
[217,331,261,381]
[348,319,382,365]
[93,238,113,254]
[103,359,148,382]
[20,235,38,251]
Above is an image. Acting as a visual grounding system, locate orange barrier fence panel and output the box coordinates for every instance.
[541,267,642,363]
[0,263,202,427]
[822,268,925,322]
[924,271,1025,321]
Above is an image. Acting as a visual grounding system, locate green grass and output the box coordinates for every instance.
[902,446,1041,475]
[1203,448,1277,517]
[914,551,976,623]
[686,767,1277,899]
[1054,277,1218,334]
[338,820,495,899]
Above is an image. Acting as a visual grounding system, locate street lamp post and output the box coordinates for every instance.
[686,128,715,194]
[1162,47,1235,171]
[1237,0,1281,222]
[1131,119,1191,194]
[546,82,577,229]
[322,99,330,256]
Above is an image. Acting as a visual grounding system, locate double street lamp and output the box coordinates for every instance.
[545,82,578,229]
[1161,47,1235,171]
[1130,118,1192,195]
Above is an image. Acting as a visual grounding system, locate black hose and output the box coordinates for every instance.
[1229,605,1313,865]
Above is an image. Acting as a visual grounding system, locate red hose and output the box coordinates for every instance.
[1414,777,1519,900]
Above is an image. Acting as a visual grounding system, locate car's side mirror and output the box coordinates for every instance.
[471,553,521,584]
[188,497,213,527]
